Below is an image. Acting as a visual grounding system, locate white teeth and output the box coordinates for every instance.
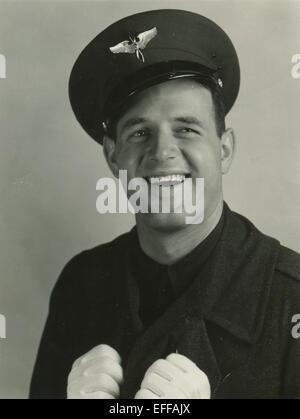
[149,174,186,185]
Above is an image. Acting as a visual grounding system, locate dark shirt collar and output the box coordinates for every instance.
[130,207,225,298]
[168,211,225,297]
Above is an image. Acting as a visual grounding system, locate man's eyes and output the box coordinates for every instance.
[127,128,150,141]
[133,129,149,137]
[176,127,201,135]
[126,126,201,141]
[179,128,193,132]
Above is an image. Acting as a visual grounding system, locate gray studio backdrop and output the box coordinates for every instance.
[0,0,299,398]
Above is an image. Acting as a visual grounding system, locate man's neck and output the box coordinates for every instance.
[135,199,224,265]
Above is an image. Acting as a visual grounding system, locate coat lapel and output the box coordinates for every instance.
[118,272,222,398]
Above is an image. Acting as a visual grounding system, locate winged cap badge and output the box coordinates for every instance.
[109,27,158,63]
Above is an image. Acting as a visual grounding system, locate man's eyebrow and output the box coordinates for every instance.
[121,117,148,131]
[119,115,205,131]
[173,116,205,128]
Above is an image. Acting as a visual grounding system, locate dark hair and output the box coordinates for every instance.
[105,79,226,140]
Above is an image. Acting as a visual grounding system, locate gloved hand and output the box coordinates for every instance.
[67,344,123,399]
[134,353,211,399]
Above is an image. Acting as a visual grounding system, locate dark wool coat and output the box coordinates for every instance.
[29,205,300,399]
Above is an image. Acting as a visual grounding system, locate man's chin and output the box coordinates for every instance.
[136,212,191,233]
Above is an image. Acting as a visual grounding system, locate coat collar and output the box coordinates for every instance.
[200,203,280,344]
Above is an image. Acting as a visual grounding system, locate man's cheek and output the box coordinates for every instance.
[116,154,135,174]
[117,146,141,167]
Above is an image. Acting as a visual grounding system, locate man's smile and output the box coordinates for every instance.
[143,173,192,187]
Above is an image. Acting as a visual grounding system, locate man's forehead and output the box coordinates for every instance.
[117,80,213,128]
[118,115,208,133]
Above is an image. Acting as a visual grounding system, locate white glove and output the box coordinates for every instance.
[67,344,123,399]
[135,353,211,399]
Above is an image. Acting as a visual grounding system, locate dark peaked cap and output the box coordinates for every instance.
[69,9,240,145]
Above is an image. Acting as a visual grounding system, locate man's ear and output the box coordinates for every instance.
[103,135,119,178]
[220,128,236,174]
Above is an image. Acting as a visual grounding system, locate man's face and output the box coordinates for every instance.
[104,78,234,231]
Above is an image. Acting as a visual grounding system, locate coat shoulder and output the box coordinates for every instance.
[50,230,132,305]
[70,230,130,270]
[276,245,300,283]
[273,246,300,314]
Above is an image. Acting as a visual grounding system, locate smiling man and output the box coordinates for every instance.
[30,9,300,399]
[104,78,234,245]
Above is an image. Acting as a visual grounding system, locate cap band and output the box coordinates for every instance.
[103,60,223,132]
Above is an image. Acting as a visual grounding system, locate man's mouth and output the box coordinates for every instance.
[144,173,191,187]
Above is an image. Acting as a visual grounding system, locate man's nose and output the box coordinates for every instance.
[148,129,178,162]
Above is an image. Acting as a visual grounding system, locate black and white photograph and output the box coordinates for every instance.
[0,0,300,401]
